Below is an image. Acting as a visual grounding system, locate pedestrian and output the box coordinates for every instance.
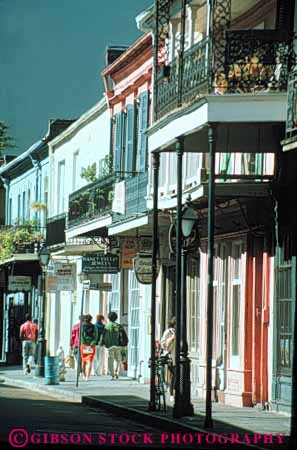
[161,316,176,402]
[80,314,98,381]
[19,313,38,374]
[93,313,106,376]
[100,311,128,381]
[70,315,84,367]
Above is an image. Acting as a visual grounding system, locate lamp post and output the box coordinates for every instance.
[35,243,50,377]
[171,194,198,418]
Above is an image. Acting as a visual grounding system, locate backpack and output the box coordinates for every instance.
[83,323,95,338]
[119,325,128,347]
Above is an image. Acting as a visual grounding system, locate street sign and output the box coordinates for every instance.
[133,254,160,285]
[82,280,91,290]
[82,253,119,274]
[8,276,31,292]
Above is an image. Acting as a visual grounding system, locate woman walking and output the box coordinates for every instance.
[80,314,98,381]
[93,313,106,376]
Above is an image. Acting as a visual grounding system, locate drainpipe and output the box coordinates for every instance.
[1,177,10,225]
[30,156,41,223]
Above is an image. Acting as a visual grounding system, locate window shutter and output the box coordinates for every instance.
[136,91,149,173]
[113,113,123,175]
[125,104,135,177]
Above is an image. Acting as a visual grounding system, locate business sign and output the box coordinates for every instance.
[8,276,31,292]
[46,274,75,292]
[120,239,137,269]
[82,253,119,274]
[133,254,160,285]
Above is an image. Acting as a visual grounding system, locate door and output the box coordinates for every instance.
[128,271,140,379]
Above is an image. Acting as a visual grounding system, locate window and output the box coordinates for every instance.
[22,192,26,223]
[109,273,121,318]
[213,244,228,363]
[57,161,65,214]
[231,243,243,360]
[27,189,31,221]
[188,258,200,352]
[72,151,79,191]
[17,194,21,224]
[43,176,48,209]
[9,198,12,225]
[276,248,293,372]
[136,92,149,173]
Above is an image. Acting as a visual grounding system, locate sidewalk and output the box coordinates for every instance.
[0,366,291,449]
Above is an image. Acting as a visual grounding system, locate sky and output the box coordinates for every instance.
[0,0,151,153]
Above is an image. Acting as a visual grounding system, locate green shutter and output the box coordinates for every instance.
[221,153,232,180]
[113,112,123,175]
[125,104,135,177]
[136,92,149,173]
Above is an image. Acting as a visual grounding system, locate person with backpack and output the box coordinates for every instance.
[100,311,128,380]
[80,314,98,381]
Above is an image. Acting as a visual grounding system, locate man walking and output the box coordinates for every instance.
[100,311,128,380]
[19,313,38,374]
[70,315,85,367]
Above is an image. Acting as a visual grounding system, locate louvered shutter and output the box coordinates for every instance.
[113,113,122,175]
[136,91,149,173]
[125,104,135,177]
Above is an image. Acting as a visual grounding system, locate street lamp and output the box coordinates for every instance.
[170,194,198,418]
[35,243,50,377]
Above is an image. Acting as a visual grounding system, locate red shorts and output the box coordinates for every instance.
[80,344,96,362]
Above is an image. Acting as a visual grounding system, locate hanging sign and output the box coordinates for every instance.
[8,276,31,292]
[120,239,137,269]
[133,254,160,285]
[82,253,119,274]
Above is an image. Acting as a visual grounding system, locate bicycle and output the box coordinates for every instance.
[149,351,172,411]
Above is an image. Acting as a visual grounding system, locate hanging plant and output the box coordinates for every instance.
[31,201,47,212]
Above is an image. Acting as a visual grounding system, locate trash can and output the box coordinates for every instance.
[45,356,60,385]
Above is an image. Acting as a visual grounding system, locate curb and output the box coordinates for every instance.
[0,375,82,402]
[1,376,287,450]
[82,396,272,450]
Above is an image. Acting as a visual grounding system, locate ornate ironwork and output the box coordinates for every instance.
[68,174,115,228]
[182,38,209,105]
[286,69,297,136]
[212,0,231,76]
[153,0,172,121]
[223,30,292,94]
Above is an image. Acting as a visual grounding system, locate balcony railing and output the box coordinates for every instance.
[68,174,116,228]
[46,213,66,247]
[156,30,292,120]
[286,69,297,136]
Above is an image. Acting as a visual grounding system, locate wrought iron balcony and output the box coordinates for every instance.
[156,30,292,120]
[68,174,116,228]
[46,213,66,247]
[286,69,297,136]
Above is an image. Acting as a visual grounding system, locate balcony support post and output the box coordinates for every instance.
[204,124,216,428]
[148,151,160,411]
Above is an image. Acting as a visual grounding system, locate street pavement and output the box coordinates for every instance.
[0,366,291,450]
